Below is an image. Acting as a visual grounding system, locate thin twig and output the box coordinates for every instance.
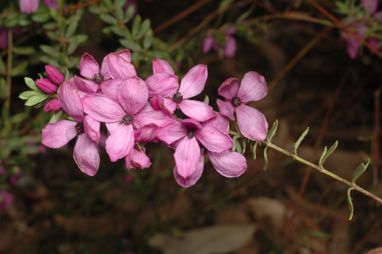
[373,89,380,186]
[264,141,382,205]
[153,0,212,35]
[64,0,100,14]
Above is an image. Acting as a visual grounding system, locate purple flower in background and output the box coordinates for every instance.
[0,28,7,49]
[19,0,39,14]
[9,171,21,186]
[44,0,59,10]
[217,71,268,141]
[203,27,237,58]
[0,191,13,211]
[362,0,379,14]
[123,0,138,16]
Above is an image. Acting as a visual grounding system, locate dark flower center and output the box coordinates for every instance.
[173,92,183,103]
[121,114,134,125]
[75,123,84,134]
[187,129,195,138]
[93,73,104,84]
[231,96,241,107]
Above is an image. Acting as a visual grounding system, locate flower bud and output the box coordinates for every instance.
[44,99,61,112]
[36,78,58,94]
[45,65,64,84]
[19,0,39,14]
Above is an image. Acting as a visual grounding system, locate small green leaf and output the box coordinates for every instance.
[66,18,79,37]
[124,5,135,23]
[293,127,309,154]
[100,14,117,25]
[111,26,129,37]
[319,141,338,167]
[132,15,142,38]
[203,95,209,104]
[137,19,151,39]
[143,29,153,49]
[219,0,234,11]
[19,90,40,100]
[40,45,60,57]
[11,61,28,76]
[266,120,278,142]
[49,111,63,123]
[263,146,269,170]
[242,139,247,155]
[252,142,258,160]
[25,94,49,106]
[119,39,141,51]
[32,11,51,23]
[24,77,38,91]
[234,136,242,154]
[347,187,354,220]
[115,0,127,20]
[351,158,371,184]
[13,46,35,55]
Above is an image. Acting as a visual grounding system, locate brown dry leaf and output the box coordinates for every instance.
[365,247,382,254]
[149,224,256,254]
[247,197,287,231]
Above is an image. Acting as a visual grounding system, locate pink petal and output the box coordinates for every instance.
[174,154,204,188]
[114,49,131,62]
[223,35,237,58]
[203,34,215,53]
[134,125,158,142]
[118,77,149,115]
[216,99,234,120]
[80,53,99,79]
[145,73,179,97]
[82,94,125,122]
[100,79,123,101]
[150,96,162,110]
[57,81,84,122]
[36,78,57,94]
[236,104,268,141]
[362,0,378,14]
[105,124,134,162]
[217,77,239,99]
[203,112,230,134]
[45,65,64,84]
[174,137,201,179]
[208,150,247,178]
[126,149,152,169]
[179,64,208,99]
[105,122,120,134]
[134,110,174,129]
[152,59,175,75]
[157,120,186,145]
[74,76,98,93]
[42,120,77,148]
[83,115,100,143]
[196,125,233,153]
[237,71,267,103]
[19,0,39,13]
[178,99,215,122]
[73,133,100,176]
[226,27,237,35]
[101,52,137,79]
[181,118,203,130]
[162,97,177,114]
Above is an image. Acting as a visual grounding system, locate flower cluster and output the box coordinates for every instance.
[38,49,268,187]
[340,0,382,58]
[203,27,237,58]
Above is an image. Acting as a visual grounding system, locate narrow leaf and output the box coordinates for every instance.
[13,46,35,55]
[124,5,135,23]
[252,142,258,160]
[242,139,247,155]
[203,95,209,104]
[132,15,142,38]
[347,187,354,220]
[25,94,49,106]
[40,45,60,57]
[319,141,338,167]
[49,111,63,123]
[143,29,153,49]
[293,126,309,154]
[266,119,278,142]
[234,137,242,154]
[100,14,117,25]
[263,146,269,170]
[119,39,141,51]
[352,158,371,184]
[19,90,40,100]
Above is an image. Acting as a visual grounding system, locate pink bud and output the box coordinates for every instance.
[45,65,64,84]
[36,78,58,94]
[44,99,61,112]
[19,0,39,14]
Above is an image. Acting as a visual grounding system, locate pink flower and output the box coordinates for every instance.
[125,144,152,169]
[44,0,58,10]
[42,81,101,176]
[9,171,21,186]
[19,0,39,13]
[203,27,237,58]
[217,72,268,141]
[157,118,234,187]
[362,0,379,14]
[0,191,13,211]
[74,50,136,95]
[82,78,172,162]
[146,62,215,122]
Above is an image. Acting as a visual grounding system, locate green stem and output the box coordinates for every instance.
[264,141,382,205]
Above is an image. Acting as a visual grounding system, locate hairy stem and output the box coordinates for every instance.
[264,141,382,205]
